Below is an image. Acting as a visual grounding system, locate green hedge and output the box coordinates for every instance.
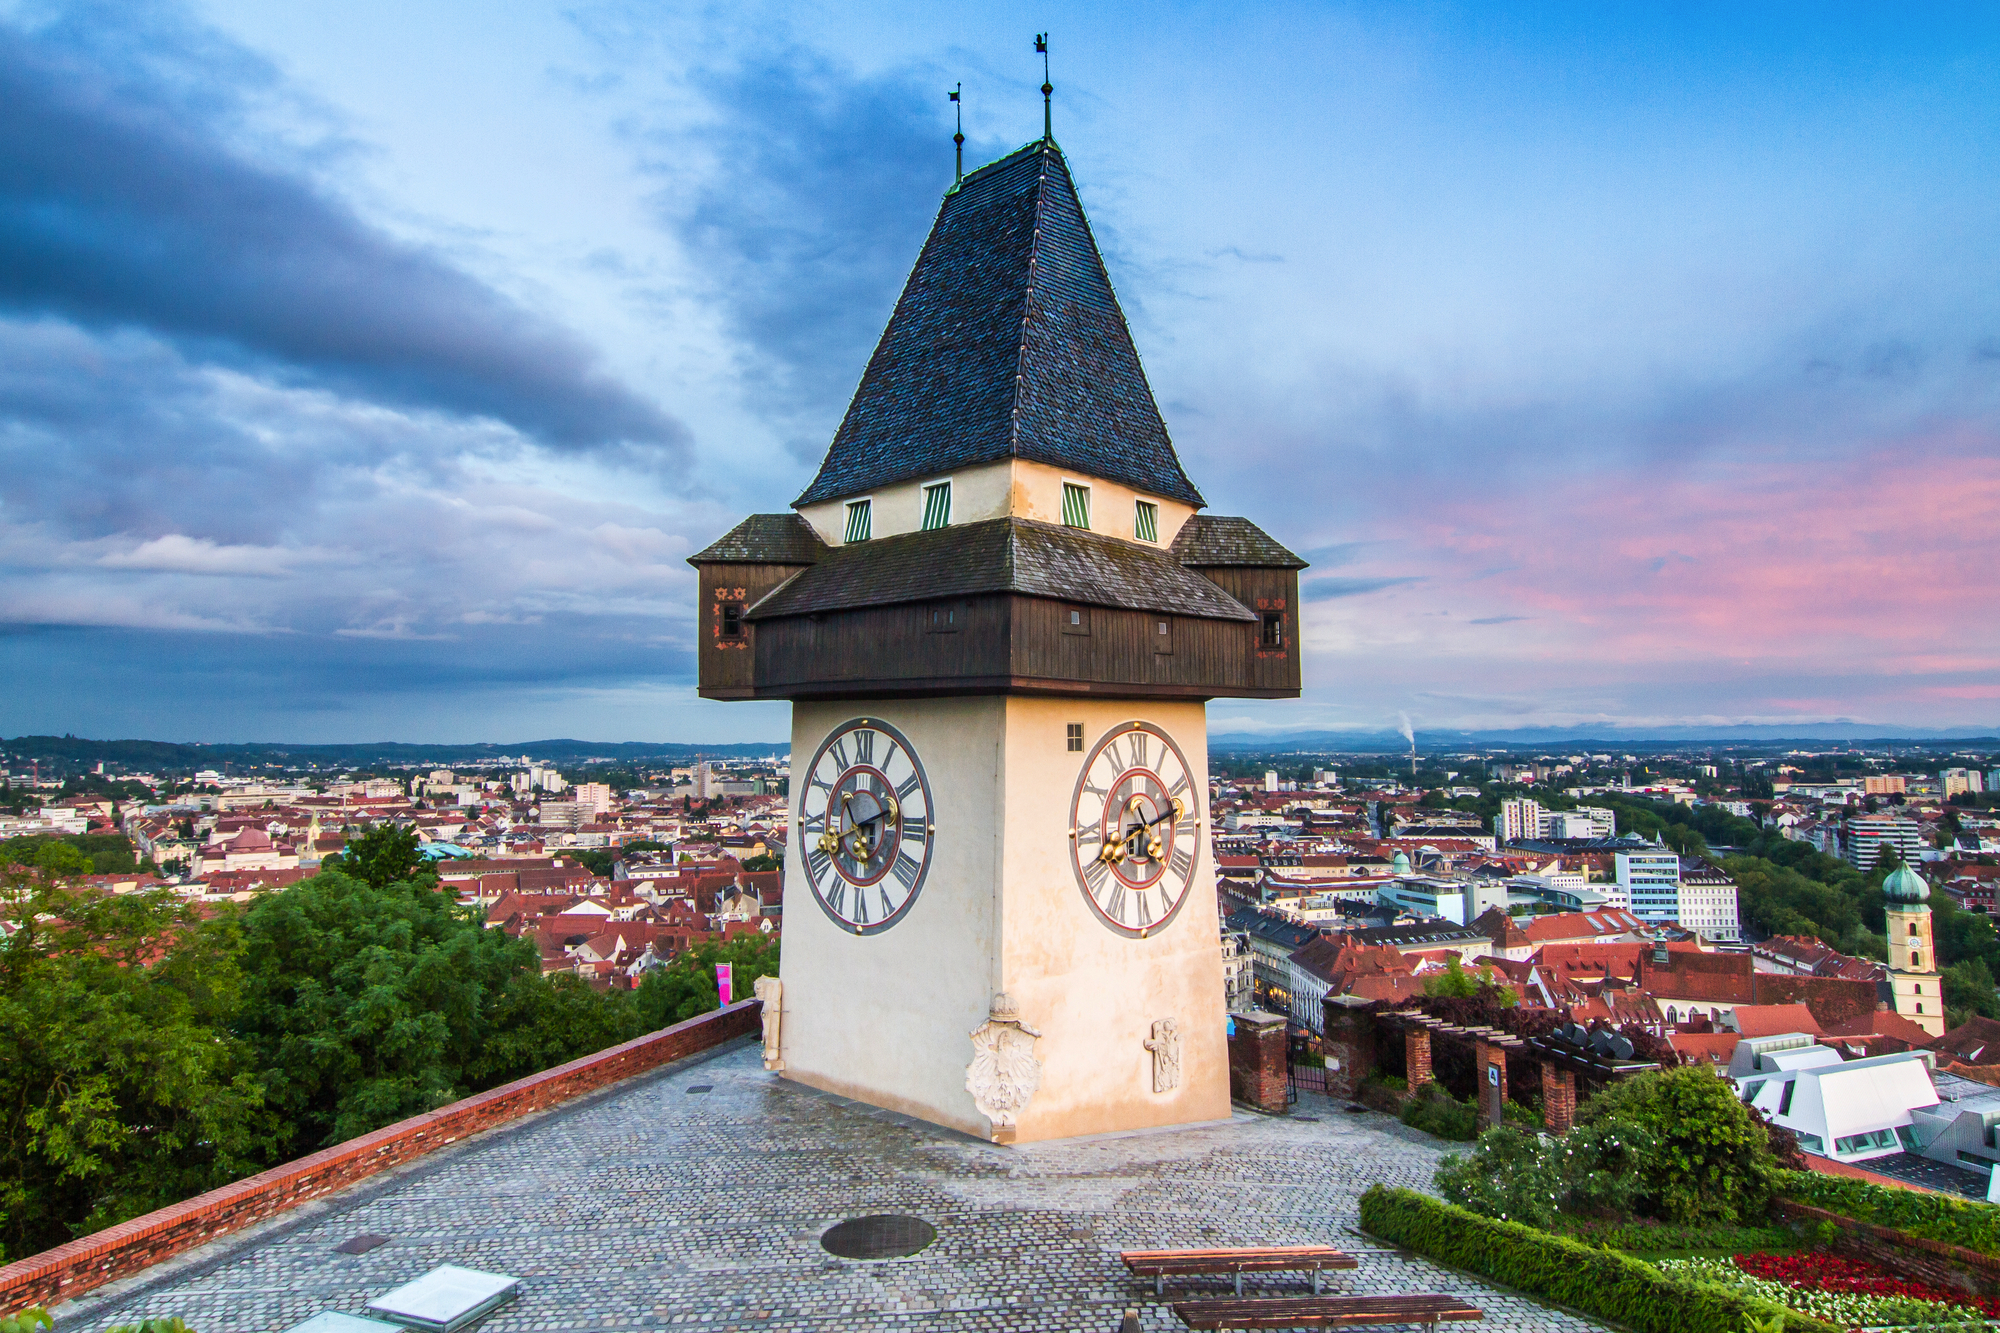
[1358,1186,1839,1333]
[1550,1217,1796,1255]
[1777,1169,2000,1256]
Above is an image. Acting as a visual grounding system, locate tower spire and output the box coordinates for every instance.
[1035,33,1051,141]
[950,83,964,186]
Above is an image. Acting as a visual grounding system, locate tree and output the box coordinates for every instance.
[1577,1065,1776,1224]
[234,869,552,1152]
[0,866,274,1259]
[321,824,424,888]
[633,935,780,1028]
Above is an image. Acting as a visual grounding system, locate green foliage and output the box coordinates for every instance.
[320,824,425,889]
[1356,1185,1838,1333]
[0,833,141,876]
[1399,1082,1479,1140]
[1775,1169,2000,1256]
[0,868,275,1260]
[741,852,782,873]
[1549,1216,1796,1256]
[0,1310,53,1333]
[1944,957,2000,1023]
[632,934,780,1029]
[1421,954,1517,1005]
[1579,1066,1778,1224]
[105,1320,198,1333]
[236,868,609,1151]
[1436,1119,1656,1228]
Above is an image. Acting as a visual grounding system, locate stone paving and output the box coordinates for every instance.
[57,1038,1613,1333]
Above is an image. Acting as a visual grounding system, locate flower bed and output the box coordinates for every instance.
[1658,1252,1999,1329]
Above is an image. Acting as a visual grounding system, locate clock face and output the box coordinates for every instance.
[1069,721,1203,937]
[797,718,934,935]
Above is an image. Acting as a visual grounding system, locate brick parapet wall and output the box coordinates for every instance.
[1228,1011,1289,1114]
[0,999,762,1314]
[1776,1200,2000,1296]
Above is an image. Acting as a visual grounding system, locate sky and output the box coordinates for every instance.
[0,0,1997,744]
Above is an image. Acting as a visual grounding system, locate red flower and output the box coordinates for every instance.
[1734,1251,2000,1317]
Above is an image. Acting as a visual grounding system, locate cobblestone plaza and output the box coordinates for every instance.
[58,1039,1611,1333]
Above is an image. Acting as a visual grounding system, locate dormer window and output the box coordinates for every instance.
[1134,500,1159,543]
[922,480,952,530]
[844,499,872,543]
[1062,482,1090,529]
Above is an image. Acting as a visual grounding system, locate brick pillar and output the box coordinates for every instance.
[1542,1061,1577,1134]
[1321,996,1376,1100]
[1476,1041,1508,1131]
[1228,1010,1289,1114]
[1405,1028,1434,1093]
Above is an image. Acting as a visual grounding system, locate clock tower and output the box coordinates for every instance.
[690,134,1305,1143]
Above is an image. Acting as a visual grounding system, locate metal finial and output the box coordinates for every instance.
[950,83,964,185]
[1035,33,1052,141]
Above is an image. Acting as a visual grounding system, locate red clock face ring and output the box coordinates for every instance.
[797,718,934,935]
[1069,721,1202,938]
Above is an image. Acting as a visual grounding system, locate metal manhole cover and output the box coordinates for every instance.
[686,1085,713,1095]
[820,1214,936,1260]
[334,1233,390,1254]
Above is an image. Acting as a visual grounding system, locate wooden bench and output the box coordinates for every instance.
[1173,1294,1483,1331]
[1121,1246,1356,1296]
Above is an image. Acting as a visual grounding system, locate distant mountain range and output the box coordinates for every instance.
[0,736,788,771]
[1209,723,2000,752]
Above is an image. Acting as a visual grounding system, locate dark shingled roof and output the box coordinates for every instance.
[795,141,1204,509]
[687,514,826,566]
[1170,515,1308,569]
[744,518,1255,622]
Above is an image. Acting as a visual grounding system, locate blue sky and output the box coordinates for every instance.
[2,1,1997,743]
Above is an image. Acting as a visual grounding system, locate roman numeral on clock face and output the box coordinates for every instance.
[805,719,933,935]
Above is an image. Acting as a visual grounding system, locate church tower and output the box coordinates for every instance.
[689,136,1305,1143]
[1882,862,1944,1038]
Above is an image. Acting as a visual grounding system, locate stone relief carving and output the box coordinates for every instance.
[754,974,784,1071]
[965,993,1042,1143]
[1144,1017,1181,1093]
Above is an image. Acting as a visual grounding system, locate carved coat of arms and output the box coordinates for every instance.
[966,993,1042,1142]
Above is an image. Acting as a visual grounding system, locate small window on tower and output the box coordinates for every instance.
[1061,481,1091,529]
[1154,617,1173,654]
[1261,611,1285,649]
[1062,605,1090,636]
[1066,723,1084,752]
[922,480,952,530]
[928,602,960,633]
[719,603,744,638]
[844,499,872,543]
[1134,500,1159,543]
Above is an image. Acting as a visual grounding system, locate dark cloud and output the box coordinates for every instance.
[0,10,682,457]
[654,48,1015,460]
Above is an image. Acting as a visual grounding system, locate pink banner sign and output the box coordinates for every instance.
[716,962,734,1007]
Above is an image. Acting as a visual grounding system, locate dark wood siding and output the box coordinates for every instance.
[1189,568,1302,695]
[694,562,812,699]
[743,593,1298,701]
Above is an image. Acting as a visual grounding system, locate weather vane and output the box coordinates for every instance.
[1035,33,1052,141]
[950,82,964,186]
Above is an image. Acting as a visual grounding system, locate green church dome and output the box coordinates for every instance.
[1883,862,1930,905]
[1391,850,1413,875]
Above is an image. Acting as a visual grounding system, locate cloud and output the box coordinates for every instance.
[96,533,322,577]
[0,9,683,459]
[648,46,1015,460]
[1302,574,1422,601]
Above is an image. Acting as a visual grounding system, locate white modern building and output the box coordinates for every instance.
[1847,816,1925,870]
[1738,1045,1940,1164]
[1378,875,1509,927]
[1615,850,1682,926]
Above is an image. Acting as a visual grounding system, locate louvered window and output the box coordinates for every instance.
[1061,482,1090,529]
[844,499,872,543]
[1134,500,1158,543]
[921,481,952,530]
